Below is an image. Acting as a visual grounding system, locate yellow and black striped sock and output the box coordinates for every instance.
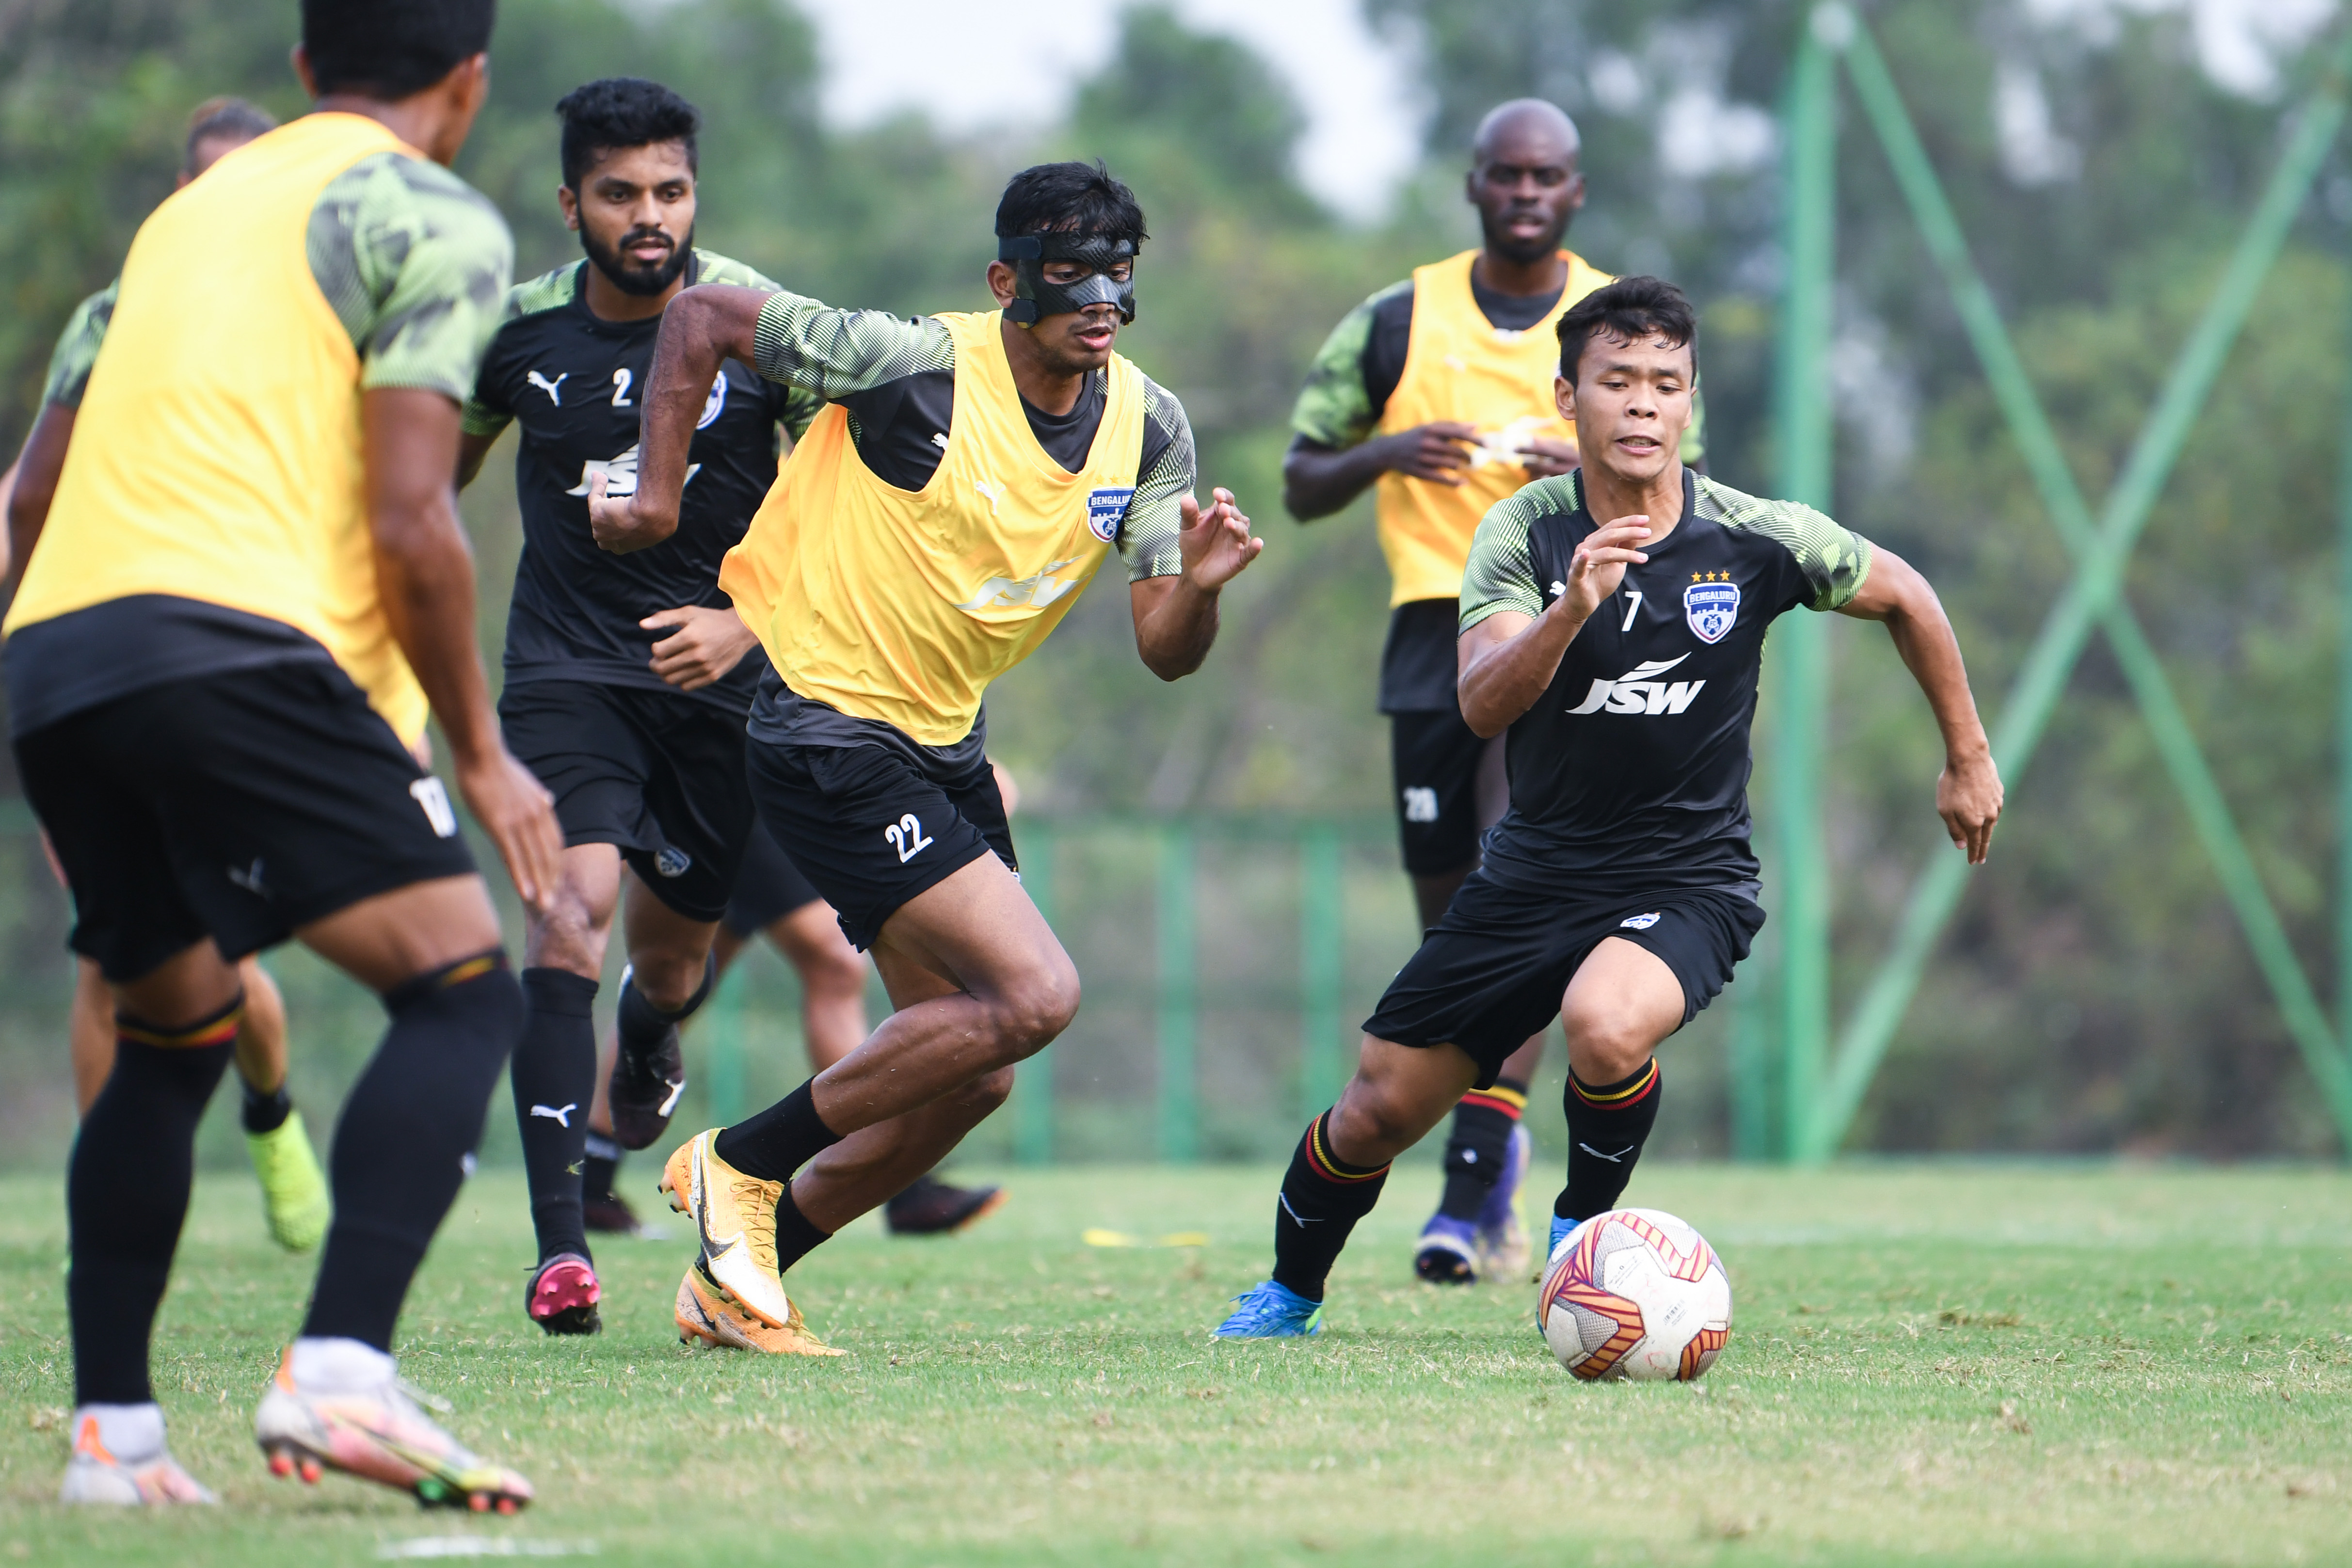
[1437,1076,1529,1220]
[1270,1109,1392,1301]
[1555,1059,1662,1221]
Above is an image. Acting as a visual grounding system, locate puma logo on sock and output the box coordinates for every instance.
[1578,1142,1635,1162]
[531,1103,577,1127]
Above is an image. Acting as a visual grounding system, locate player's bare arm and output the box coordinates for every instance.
[454,428,499,490]
[1456,513,1652,736]
[1835,545,2003,864]
[363,386,562,908]
[586,281,769,551]
[1131,488,1264,679]
[1282,423,1481,519]
[4,405,73,596]
[642,603,758,690]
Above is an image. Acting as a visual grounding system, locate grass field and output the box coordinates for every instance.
[2,1161,2350,1566]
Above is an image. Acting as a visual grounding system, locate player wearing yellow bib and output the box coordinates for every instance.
[9,0,558,1511]
[588,161,1262,1351]
[1282,100,1694,1287]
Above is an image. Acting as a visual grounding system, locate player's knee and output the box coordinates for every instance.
[800,939,868,1001]
[1564,1007,1661,1083]
[1329,1078,1421,1163]
[982,960,1079,1061]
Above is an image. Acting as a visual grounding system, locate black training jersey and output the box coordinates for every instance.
[463,250,822,713]
[1458,468,1873,894]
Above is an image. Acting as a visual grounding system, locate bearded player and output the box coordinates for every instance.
[1216,276,2001,1338]
[589,160,1261,1354]
[1284,100,1699,1286]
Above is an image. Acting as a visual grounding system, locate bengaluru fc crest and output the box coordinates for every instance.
[1086,486,1135,543]
[1683,579,1740,644]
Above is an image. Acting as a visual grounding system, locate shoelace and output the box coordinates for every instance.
[1224,1288,1310,1331]
[728,1173,782,1275]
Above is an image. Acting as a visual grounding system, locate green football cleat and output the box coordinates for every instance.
[247,1110,330,1253]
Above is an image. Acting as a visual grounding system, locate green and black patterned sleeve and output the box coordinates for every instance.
[1694,474,1872,610]
[695,252,826,442]
[305,150,513,402]
[1119,377,1194,581]
[1288,280,1409,451]
[40,281,120,411]
[751,290,956,399]
[1459,474,1581,631]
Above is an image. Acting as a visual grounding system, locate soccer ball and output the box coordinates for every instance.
[1536,1207,1732,1381]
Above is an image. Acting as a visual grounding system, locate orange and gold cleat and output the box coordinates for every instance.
[660,1129,795,1329]
[674,1262,841,1356]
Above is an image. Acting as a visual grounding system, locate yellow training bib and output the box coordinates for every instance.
[720,310,1146,747]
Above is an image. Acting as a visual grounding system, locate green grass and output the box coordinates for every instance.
[3,1162,2351,1566]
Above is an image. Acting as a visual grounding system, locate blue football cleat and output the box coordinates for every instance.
[1548,1213,1594,1264]
[1473,1124,1534,1279]
[1413,1213,1480,1284]
[1212,1280,1325,1338]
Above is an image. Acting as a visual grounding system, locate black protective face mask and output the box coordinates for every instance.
[998,232,1137,326]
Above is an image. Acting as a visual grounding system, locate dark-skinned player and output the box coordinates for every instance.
[588,161,1262,1354]
[1216,277,2002,1338]
[12,0,560,1507]
[5,98,336,1259]
[455,77,826,1336]
[1283,100,1701,1287]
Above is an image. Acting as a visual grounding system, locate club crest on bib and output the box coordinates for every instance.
[1684,580,1740,644]
[696,371,728,430]
[1086,486,1135,544]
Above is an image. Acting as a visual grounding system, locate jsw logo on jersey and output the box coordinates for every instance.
[565,443,700,499]
[1566,654,1706,716]
[954,560,1082,612]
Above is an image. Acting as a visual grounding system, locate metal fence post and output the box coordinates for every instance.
[1157,821,1199,1162]
[1298,825,1345,1121]
[1013,825,1057,1166]
[1771,5,1842,1163]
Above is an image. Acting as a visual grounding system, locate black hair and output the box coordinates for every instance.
[301,0,496,101]
[555,77,701,191]
[1557,274,1699,385]
[183,96,277,174]
[994,160,1148,247]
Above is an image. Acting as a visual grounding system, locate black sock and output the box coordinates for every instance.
[582,1132,622,1204]
[511,968,600,1263]
[240,1074,293,1135]
[713,1078,841,1184]
[775,1183,832,1275]
[616,953,715,1054]
[1554,1059,1662,1222]
[303,953,522,1351]
[1437,1076,1528,1220]
[1270,1110,1391,1302]
[69,997,240,1405]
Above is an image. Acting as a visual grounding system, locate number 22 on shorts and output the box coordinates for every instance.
[884,813,933,864]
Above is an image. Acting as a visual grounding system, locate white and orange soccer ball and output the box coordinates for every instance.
[1536,1207,1732,1381]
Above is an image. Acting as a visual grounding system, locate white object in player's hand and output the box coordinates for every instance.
[1537,1207,1732,1381]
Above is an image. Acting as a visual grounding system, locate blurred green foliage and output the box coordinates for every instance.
[2,0,2350,1165]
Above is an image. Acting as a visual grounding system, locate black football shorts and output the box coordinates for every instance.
[720,812,826,938]
[744,735,1013,951]
[498,679,756,923]
[1390,707,1504,878]
[1361,870,1766,1088]
[16,658,478,982]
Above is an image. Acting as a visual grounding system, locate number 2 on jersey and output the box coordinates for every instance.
[610,368,634,407]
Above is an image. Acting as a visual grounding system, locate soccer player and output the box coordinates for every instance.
[1283,100,1697,1286]
[1215,277,2002,1338]
[455,77,822,1337]
[589,160,1261,1353]
[5,97,332,1256]
[12,0,559,1507]
[580,808,1007,1239]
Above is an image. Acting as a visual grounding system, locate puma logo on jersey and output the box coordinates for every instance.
[528,370,569,406]
[954,560,1081,611]
[1566,655,1705,716]
[974,478,1005,516]
[564,444,700,499]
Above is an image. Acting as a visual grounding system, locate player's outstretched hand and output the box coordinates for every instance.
[1378,421,1480,485]
[457,745,563,914]
[1179,487,1264,592]
[586,471,674,556]
[644,605,758,691]
[1520,435,1581,479]
[1554,514,1652,626]
[1938,749,2003,865]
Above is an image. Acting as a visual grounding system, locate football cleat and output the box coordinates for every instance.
[1474,1124,1534,1280]
[1549,1212,1595,1263]
[254,1351,532,1512]
[1413,1214,1479,1285]
[674,1262,842,1356]
[525,1252,602,1335]
[661,1130,795,1329]
[582,1187,643,1235]
[607,966,688,1151]
[1212,1280,1325,1339]
[58,1411,216,1505]
[883,1174,1008,1236]
[247,1110,331,1254]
